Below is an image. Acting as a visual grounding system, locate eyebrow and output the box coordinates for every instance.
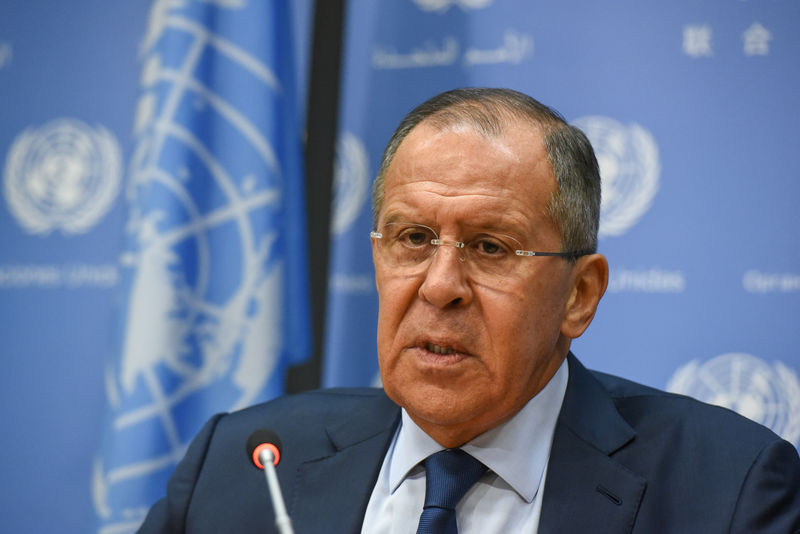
[380,212,413,226]
[379,214,529,242]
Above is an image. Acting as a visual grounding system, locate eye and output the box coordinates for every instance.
[394,225,435,247]
[404,230,429,246]
[470,235,511,256]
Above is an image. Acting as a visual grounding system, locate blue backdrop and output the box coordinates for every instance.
[1,1,799,533]
[0,1,312,533]
[324,0,800,449]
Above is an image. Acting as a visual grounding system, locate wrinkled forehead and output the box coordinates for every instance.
[385,115,553,189]
[379,118,557,234]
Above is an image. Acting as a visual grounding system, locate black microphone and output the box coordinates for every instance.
[247,429,282,469]
[246,430,295,534]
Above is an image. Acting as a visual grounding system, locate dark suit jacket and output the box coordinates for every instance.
[139,354,800,533]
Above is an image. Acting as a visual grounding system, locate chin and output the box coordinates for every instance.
[392,380,485,425]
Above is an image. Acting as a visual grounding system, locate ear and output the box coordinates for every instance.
[561,253,609,339]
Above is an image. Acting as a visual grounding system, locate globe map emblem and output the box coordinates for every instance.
[331,132,369,235]
[3,118,121,235]
[572,115,660,238]
[94,2,297,529]
[667,353,800,446]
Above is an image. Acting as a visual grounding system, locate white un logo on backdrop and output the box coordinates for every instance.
[572,116,660,237]
[331,132,369,235]
[667,353,800,446]
[3,119,121,235]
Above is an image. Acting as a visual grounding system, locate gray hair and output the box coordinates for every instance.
[372,87,601,255]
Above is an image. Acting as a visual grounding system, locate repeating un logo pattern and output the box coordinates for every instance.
[331,132,369,235]
[94,1,305,531]
[3,119,121,235]
[667,353,800,446]
[572,116,660,237]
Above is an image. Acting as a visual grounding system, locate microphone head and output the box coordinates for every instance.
[246,429,283,469]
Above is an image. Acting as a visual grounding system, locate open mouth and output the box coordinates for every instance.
[426,343,457,355]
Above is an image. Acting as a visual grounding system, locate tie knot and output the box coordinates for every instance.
[422,449,487,510]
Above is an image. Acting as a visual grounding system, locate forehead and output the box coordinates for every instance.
[381,119,556,229]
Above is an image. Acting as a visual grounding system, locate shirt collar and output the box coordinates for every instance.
[388,358,569,503]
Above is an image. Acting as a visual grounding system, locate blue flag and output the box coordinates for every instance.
[93,1,309,531]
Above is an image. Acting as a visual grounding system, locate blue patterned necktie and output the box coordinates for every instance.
[416,449,488,534]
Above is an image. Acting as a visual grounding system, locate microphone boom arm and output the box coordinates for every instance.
[258,448,295,534]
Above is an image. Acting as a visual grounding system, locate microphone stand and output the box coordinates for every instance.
[259,448,295,534]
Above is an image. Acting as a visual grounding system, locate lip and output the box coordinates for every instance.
[409,337,473,367]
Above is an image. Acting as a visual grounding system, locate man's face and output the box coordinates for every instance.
[373,119,578,446]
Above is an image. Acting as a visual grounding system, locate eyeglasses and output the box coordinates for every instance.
[370,222,590,281]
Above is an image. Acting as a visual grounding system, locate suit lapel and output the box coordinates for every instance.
[538,355,647,534]
[285,358,647,533]
[289,391,400,534]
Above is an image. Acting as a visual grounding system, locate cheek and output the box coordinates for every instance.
[375,275,417,352]
[481,285,564,369]
[486,305,536,369]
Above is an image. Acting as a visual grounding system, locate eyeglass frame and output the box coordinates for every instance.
[369,221,593,267]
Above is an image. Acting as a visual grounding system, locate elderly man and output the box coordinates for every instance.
[139,88,800,533]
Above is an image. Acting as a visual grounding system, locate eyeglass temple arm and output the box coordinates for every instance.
[515,249,593,258]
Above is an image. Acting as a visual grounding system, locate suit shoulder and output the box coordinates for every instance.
[590,369,784,450]
[590,370,667,398]
[205,388,397,452]
[236,387,388,415]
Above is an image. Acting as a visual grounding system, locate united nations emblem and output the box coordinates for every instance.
[3,119,122,235]
[331,132,369,235]
[572,116,660,237]
[93,1,308,529]
[667,353,800,446]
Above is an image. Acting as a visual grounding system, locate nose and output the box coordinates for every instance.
[418,244,473,308]
[430,238,466,260]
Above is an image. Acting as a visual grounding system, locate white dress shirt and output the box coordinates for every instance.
[361,359,569,534]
